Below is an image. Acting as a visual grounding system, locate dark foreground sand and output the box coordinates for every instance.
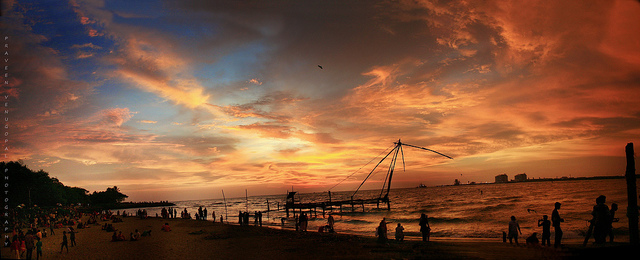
[3,217,638,259]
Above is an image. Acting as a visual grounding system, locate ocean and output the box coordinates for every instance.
[123,178,638,242]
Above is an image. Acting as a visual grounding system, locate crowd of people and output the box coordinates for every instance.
[5,206,90,259]
[504,195,621,248]
[238,211,264,226]
[368,194,625,247]
[375,213,430,243]
[158,206,229,223]
[4,192,632,259]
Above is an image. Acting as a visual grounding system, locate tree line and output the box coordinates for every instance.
[2,161,128,208]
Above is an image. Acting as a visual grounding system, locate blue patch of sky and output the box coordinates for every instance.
[22,1,115,79]
[93,78,167,116]
[105,0,165,19]
[194,41,268,88]
[107,0,220,41]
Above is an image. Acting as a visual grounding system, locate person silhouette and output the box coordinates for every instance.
[552,202,564,248]
[508,216,522,245]
[419,213,431,242]
[376,218,388,243]
[538,215,551,246]
[328,214,335,232]
[591,195,610,244]
[525,232,539,245]
[395,223,405,241]
[60,231,68,253]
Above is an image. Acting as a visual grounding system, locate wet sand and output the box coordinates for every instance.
[3,217,637,259]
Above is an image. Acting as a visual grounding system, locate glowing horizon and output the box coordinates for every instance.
[2,0,640,201]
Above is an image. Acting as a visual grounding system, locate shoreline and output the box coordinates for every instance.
[4,216,636,259]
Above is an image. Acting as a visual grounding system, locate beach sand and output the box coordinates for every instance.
[3,216,637,259]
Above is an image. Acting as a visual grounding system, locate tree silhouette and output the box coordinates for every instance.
[2,161,127,207]
[2,161,90,207]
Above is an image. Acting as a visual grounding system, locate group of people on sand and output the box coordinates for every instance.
[318,214,335,233]
[375,213,431,243]
[584,195,619,245]
[109,219,154,242]
[506,195,620,248]
[295,213,309,231]
[238,211,263,226]
[161,207,178,219]
[8,229,43,260]
[507,202,567,247]
[6,206,91,259]
[196,206,208,220]
[111,228,148,242]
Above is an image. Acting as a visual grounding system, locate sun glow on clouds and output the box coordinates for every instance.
[5,0,640,201]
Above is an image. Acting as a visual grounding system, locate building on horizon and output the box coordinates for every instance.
[495,174,508,183]
[514,173,527,182]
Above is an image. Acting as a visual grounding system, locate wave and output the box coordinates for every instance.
[341,219,374,225]
[428,217,475,224]
[478,203,511,212]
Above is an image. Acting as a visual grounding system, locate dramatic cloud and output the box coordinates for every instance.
[5,0,640,200]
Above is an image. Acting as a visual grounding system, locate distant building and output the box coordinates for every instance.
[514,173,528,182]
[495,174,508,183]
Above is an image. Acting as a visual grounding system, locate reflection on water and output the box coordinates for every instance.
[125,178,637,241]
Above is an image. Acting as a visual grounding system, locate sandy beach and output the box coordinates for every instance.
[3,216,637,260]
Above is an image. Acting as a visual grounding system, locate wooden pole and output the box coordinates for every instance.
[625,143,639,244]
[221,189,228,223]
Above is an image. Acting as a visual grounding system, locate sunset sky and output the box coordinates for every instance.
[3,0,640,201]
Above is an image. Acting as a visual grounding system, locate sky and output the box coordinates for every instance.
[2,0,640,202]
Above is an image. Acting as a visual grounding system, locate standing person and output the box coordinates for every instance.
[35,237,43,260]
[203,208,208,220]
[20,236,26,258]
[552,202,564,248]
[538,215,551,246]
[69,227,77,247]
[60,231,69,253]
[508,216,522,245]
[328,214,335,232]
[11,237,20,259]
[212,211,216,222]
[25,231,35,260]
[395,223,405,241]
[254,211,259,225]
[591,195,611,244]
[376,218,388,243]
[419,213,431,242]
[300,213,308,232]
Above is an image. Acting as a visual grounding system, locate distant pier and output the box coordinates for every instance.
[284,191,390,218]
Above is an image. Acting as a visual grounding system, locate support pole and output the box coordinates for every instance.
[222,189,228,223]
[625,143,639,245]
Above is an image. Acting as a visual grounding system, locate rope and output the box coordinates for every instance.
[327,142,395,192]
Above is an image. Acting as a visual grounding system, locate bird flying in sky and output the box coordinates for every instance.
[318,65,323,69]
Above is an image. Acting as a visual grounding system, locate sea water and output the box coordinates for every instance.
[126,178,638,242]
